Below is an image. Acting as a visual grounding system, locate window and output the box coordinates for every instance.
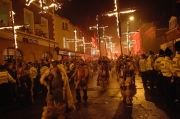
[2,48,22,61]
[62,22,68,30]
[0,0,11,26]
[62,22,64,29]
[65,23,68,30]
[41,17,49,38]
[169,17,177,30]
[24,8,34,33]
[34,17,48,38]
[42,52,52,59]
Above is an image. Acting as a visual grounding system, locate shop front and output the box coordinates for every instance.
[59,50,71,61]
[0,27,59,64]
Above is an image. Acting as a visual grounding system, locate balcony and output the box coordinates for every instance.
[18,27,47,38]
[35,29,47,38]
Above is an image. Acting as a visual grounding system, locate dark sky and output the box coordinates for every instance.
[56,0,178,27]
[55,0,179,43]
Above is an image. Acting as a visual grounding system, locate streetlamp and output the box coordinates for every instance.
[127,16,134,54]
[122,16,137,55]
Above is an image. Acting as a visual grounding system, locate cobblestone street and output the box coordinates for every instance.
[1,72,180,119]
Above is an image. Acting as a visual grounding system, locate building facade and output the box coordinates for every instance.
[0,0,58,63]
[0,0,91,64]
[161,16,180,52]
[131,22,168,54]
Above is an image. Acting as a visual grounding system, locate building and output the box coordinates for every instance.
[0,0,92,64]
[161,16,180,51]
[54,14,92,61]
[0,0,59,63]
[131,22,168,54]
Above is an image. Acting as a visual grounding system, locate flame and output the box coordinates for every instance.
[25,0,62,13]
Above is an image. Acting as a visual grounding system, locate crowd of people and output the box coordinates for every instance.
[1,41,180,118]
[0,58,97,107]
[138,41,180,110]
[0,60,45,109]
[0,57,99,118]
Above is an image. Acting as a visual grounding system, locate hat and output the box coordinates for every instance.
[174,41,180,51]
[149,50,154,55]
[141,54,146,58]
[0,65,5,71]
[159,49,164,55]
[164,47,172,56]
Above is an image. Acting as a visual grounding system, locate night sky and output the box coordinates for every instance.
[56,0,178,27]
[55,0,179,44]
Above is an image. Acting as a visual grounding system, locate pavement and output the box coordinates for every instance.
[1,71,180,119]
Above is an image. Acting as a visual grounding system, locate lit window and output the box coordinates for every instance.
[41,17,49,38]
[24,8,34,33]
[2,48,22,61]
[0,0,11,26]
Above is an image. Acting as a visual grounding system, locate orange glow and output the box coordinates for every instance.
[131,30,141,54]
[91,37,97,47]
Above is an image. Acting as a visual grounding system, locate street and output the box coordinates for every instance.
[1,71,180,119]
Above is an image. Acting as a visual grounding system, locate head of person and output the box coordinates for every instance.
[149,50,154,56]
[51,60,58,68]
[101,62,106,69]
[78,59,84,65]
[122,55,127,62]
[45,57,52,64]
[141,54,146,59]
[28,62,33,68]
[0,64,6,71]
[174,41,180,53]
[8,63,13,70]
[72,59,76,64]
[164,47,172,57]
[66,61,70,66]
[85,59,90,64]
[22,63,28,70]
[41,60,48,67]
[126,57,132,66]
[159,49,164,56]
